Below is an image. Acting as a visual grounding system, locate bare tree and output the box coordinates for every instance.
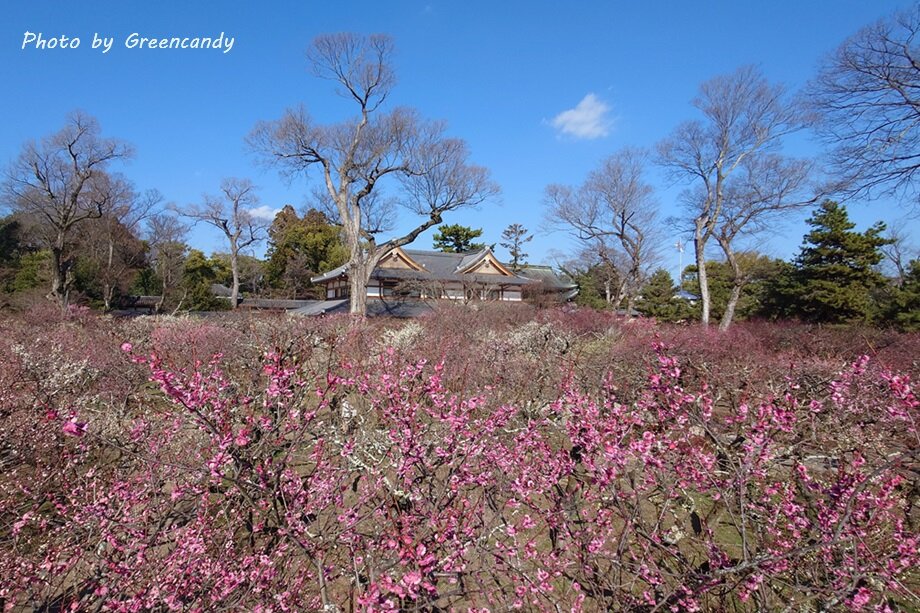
[2,112,133,308]
[145,213,188,313]
[545,148,659,313]
[250,33,499,315]
[714,154,818,329]
[881,223,919,286]
[809,7,920,207]
[77,185,161,310]
[657,66,808,328]
[500,223,532,271]
[179,178,267,308]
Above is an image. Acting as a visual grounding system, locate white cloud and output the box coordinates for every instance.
[550,93,612,140]
[248,205,281,221]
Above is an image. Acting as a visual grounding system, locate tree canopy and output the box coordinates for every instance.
[432,224,485,253]
[787,201,892,323]
[265,206,347,298]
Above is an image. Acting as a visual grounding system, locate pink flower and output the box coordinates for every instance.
[235,428,252,447]
[402,570,422,586]
[848,587,872,610]
[62,419,87,437]
[121,342,133,353]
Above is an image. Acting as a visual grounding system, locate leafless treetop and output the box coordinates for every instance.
[4,111,134,232]
[809,7,920,206]
[308,33,396,111]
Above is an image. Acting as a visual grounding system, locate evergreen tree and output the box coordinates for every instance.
[887,259,920,331]
[682,254,787,322]
[636,268,694,321]
[181,249,228,311]
[432,224,485,253]
[755,260,799,320]
[264,206,347,298]
[565,264,613,310]
[0,217,26,293]
[499,223,532,271]
[12,251,51,294]
[789,200,891,323]
[562,261,622,310]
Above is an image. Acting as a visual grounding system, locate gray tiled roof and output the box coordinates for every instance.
[290,299,350,316]
[237,298,317,310]
[311,264,349,284]
[311,248,572,290]
[518,265,578,290]
[290,298,436,318]
[367,267,532,286]
[454,249,489,272]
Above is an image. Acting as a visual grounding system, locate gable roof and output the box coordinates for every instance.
[310,247,575,293]
[378,246,425,271]
[313,248,527,284]
[454,249,516,276]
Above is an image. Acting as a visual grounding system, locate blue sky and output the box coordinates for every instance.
[1,0,917,276]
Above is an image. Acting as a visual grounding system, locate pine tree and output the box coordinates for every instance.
[432,224,485,253]
[500,224,532,271]
[636,268,694,321]
[681,254,787,322]
[264,206,347,298]
[888,259,920,331]
[790,200,891,323]
[181,250,228,311]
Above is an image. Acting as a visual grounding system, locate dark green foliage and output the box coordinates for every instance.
[265,206,347,298]
[71,217,149,309]
[500,223,532,271]
[432,224,485,253]
[787,201,891,323]
[754,260,798,320]
[12,251,50,293]
[0,217,26,292]
[886,259,920,330]
[636,268,695,321]
[182,250,228,311]
[132,266,159,296]
[211,253,264,296]
[682,254,787,322]
[565,263,618,310]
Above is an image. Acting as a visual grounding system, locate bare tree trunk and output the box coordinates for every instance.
[719,239,744,332]
[230,241,241,309]
[156,285,166,314]
[103,240,115,311]
[349,261,368,316]
[347,246,390,316]
[103,283,114,311]
[626,294,637,317]
[49,238,71,311]
[171,288,188,316]
[613,280,628,312]
[694,225,710,328]
[720,283,743,332]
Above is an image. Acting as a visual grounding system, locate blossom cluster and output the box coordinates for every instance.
[0,311,917,611]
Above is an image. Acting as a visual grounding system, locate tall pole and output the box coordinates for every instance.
[675,239,684,288]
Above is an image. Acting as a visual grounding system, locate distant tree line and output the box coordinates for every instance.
[2,8,919,327]
[620,200,919,329]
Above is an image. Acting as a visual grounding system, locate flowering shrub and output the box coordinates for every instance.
[0,307,917,611]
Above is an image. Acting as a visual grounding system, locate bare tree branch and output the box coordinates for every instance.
[657,66,812,329]
[545,148,660,312]
[809,7,920,207]
[178,178,268,308]
[2,112,133,308]
[250,33,499,315]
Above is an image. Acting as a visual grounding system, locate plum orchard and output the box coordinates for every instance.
[0,310,917,611]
